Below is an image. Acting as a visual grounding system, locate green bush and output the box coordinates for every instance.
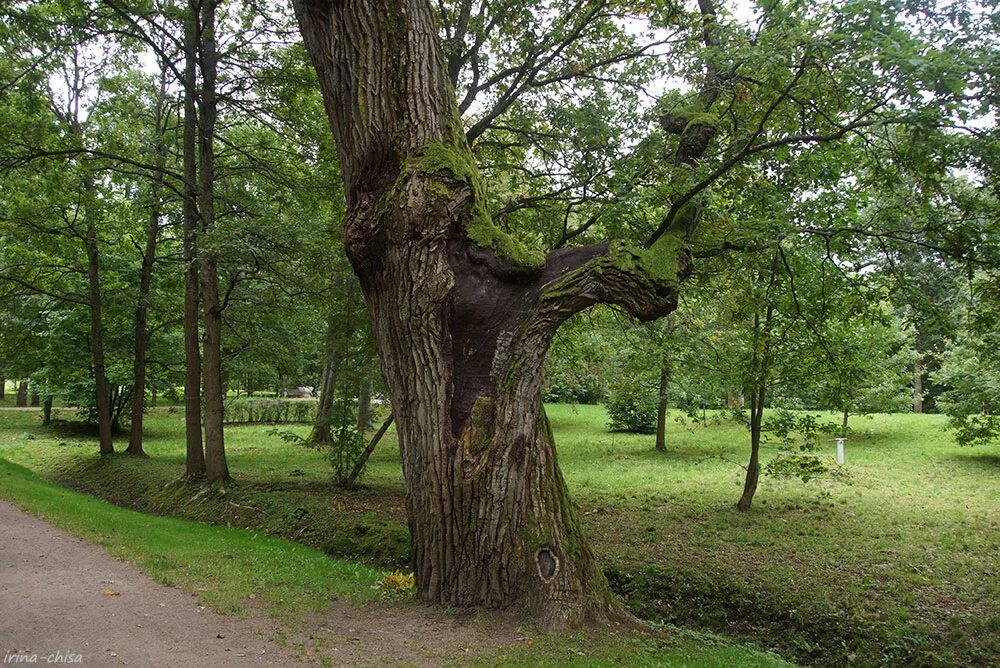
[224,397,317,424]
[606,382,659,434]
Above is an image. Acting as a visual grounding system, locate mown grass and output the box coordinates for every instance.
[0,428,793,668]
[0,456,383,619]
[1,403,997,667]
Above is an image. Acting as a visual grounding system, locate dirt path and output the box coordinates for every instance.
[0,500,308,667]
[0,500,528,667]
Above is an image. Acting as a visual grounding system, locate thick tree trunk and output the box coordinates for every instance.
[655,353,670,452]
[42,396,53,425]
[182,3,205,477]
[16,381,27,407]
[86,222,114,455]
[295,0,684,627]
[198,0,228,483]
[913,357,924,414]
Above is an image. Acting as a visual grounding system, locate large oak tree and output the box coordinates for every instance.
[291,0,992,626]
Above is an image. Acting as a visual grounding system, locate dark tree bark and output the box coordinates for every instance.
[182,2,205,477]
[42,396,53,425]
[30,390,39,407]
[0,374,5,401]
[126,59,170,458]
[655,353,670,452]
[198,0,228,483]
[294,0,685,627]
[86,217,114,455]
[16,381,27,407]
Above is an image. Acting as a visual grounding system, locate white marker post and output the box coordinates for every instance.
[835,438,846,465]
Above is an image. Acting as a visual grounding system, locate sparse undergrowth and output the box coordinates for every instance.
[1,404,997,667]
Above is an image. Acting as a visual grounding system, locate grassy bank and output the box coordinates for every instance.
[0,449,792,667]
[1,404,997,666]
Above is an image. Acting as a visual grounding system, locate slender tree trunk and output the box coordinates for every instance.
[42,396,53,425]
[357,376,372,434]
[738,303,773,512]
[182,2,205,477]
[655,353,670,452]
[86,220,114,455]
[841,406,850,438]
[737,381,766,512]
[127,64,169,458]
[913,357,924,414]
[343,413,393,488]
[16,381,27,407]
[198,0,228,483]
[312,356,340,444]
[295,0,685,626]
[0,374,6,401]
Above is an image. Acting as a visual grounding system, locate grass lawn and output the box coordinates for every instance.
[0,427,791,668]
[0,403,997,667]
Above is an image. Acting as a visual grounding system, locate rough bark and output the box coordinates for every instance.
[182,1,205,477]
[16,381,27,407]
[294,0,685,627]
[198,0,228,483]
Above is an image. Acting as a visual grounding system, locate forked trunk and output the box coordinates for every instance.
[737,381,766,512]
[294,0,684,627]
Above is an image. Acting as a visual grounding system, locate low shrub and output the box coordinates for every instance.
[606,382,659,434]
